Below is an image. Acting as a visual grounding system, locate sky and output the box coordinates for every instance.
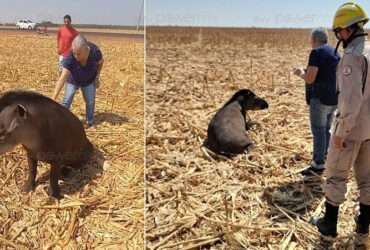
[0,0,144,25]
[146,0,370,28]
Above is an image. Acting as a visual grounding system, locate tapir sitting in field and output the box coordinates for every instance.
[0,90,93,199]
[204,89,268,156]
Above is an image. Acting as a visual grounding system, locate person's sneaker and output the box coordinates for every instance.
[354,232,368,249]
[84,122,94,129]
[301,162,325,176]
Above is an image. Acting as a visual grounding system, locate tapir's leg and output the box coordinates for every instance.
[245,121,259,131]
[23,153,38,193]
[49,164,62,199]
[242,136,253,152]
[61,166,72,178]
[229,135,253,154]
[245,121,252,130]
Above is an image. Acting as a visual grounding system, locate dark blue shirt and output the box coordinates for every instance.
[62,42,103,87]
[305,44,340,106]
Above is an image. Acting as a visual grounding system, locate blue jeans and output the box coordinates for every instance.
[62,82,96,125]
[309,98,336,165]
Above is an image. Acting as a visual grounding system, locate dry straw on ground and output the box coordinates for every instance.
[0,31,144,249]
[146,27,364,249]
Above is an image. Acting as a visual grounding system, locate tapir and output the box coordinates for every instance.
[204,89,268,156]
[0,90,93,198]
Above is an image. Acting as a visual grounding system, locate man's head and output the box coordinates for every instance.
[72,35,90,63]
[64,15,72,27]
[335,25,357,41]
[333,2,368,42]
[311,27,328,48]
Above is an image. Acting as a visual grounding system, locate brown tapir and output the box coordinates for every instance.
[204,89,268,156]
[0,90,93,199]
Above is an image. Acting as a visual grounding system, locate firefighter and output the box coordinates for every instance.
[314,2,370,245]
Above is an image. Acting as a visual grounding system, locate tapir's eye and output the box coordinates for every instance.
[0,130,7,142]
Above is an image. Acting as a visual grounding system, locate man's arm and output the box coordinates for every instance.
[294,49,320,83]
[294,66,318,84]
[96,59,104,78]
[95,58,104,88]
[53,68,70,100]
[302,66,318,84]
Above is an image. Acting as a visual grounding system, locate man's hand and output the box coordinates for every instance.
[95,77,100,89]
[293,67,305,77]
[333,135,345,150]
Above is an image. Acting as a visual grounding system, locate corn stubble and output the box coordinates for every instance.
[145,27,361,250]
[0,32,144,249]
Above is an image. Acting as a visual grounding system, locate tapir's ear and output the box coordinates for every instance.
[7,105,27,133]
[15,104,27,119]
[244,89,254,97]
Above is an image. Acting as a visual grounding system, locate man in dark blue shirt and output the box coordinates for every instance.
[53,35,104,127]
[294,27,340,176]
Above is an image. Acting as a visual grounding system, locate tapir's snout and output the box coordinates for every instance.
[0,141,16,155]
[253,98,269,110]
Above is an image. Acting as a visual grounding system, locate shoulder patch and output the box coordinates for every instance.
[343,65,352,76]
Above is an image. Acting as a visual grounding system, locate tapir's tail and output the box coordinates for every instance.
[203,137,217,153]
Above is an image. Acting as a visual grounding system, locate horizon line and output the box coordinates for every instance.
[146,24,336,30]
[0,22,142,27]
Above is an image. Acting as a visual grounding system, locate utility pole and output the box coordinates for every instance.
[137,0,144,31]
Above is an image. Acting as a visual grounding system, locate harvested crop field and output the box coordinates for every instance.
[145,27,362,249]
[0,31,144,249]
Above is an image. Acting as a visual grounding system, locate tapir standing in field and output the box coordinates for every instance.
[205,89,268,156]
[0,90,93,199]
